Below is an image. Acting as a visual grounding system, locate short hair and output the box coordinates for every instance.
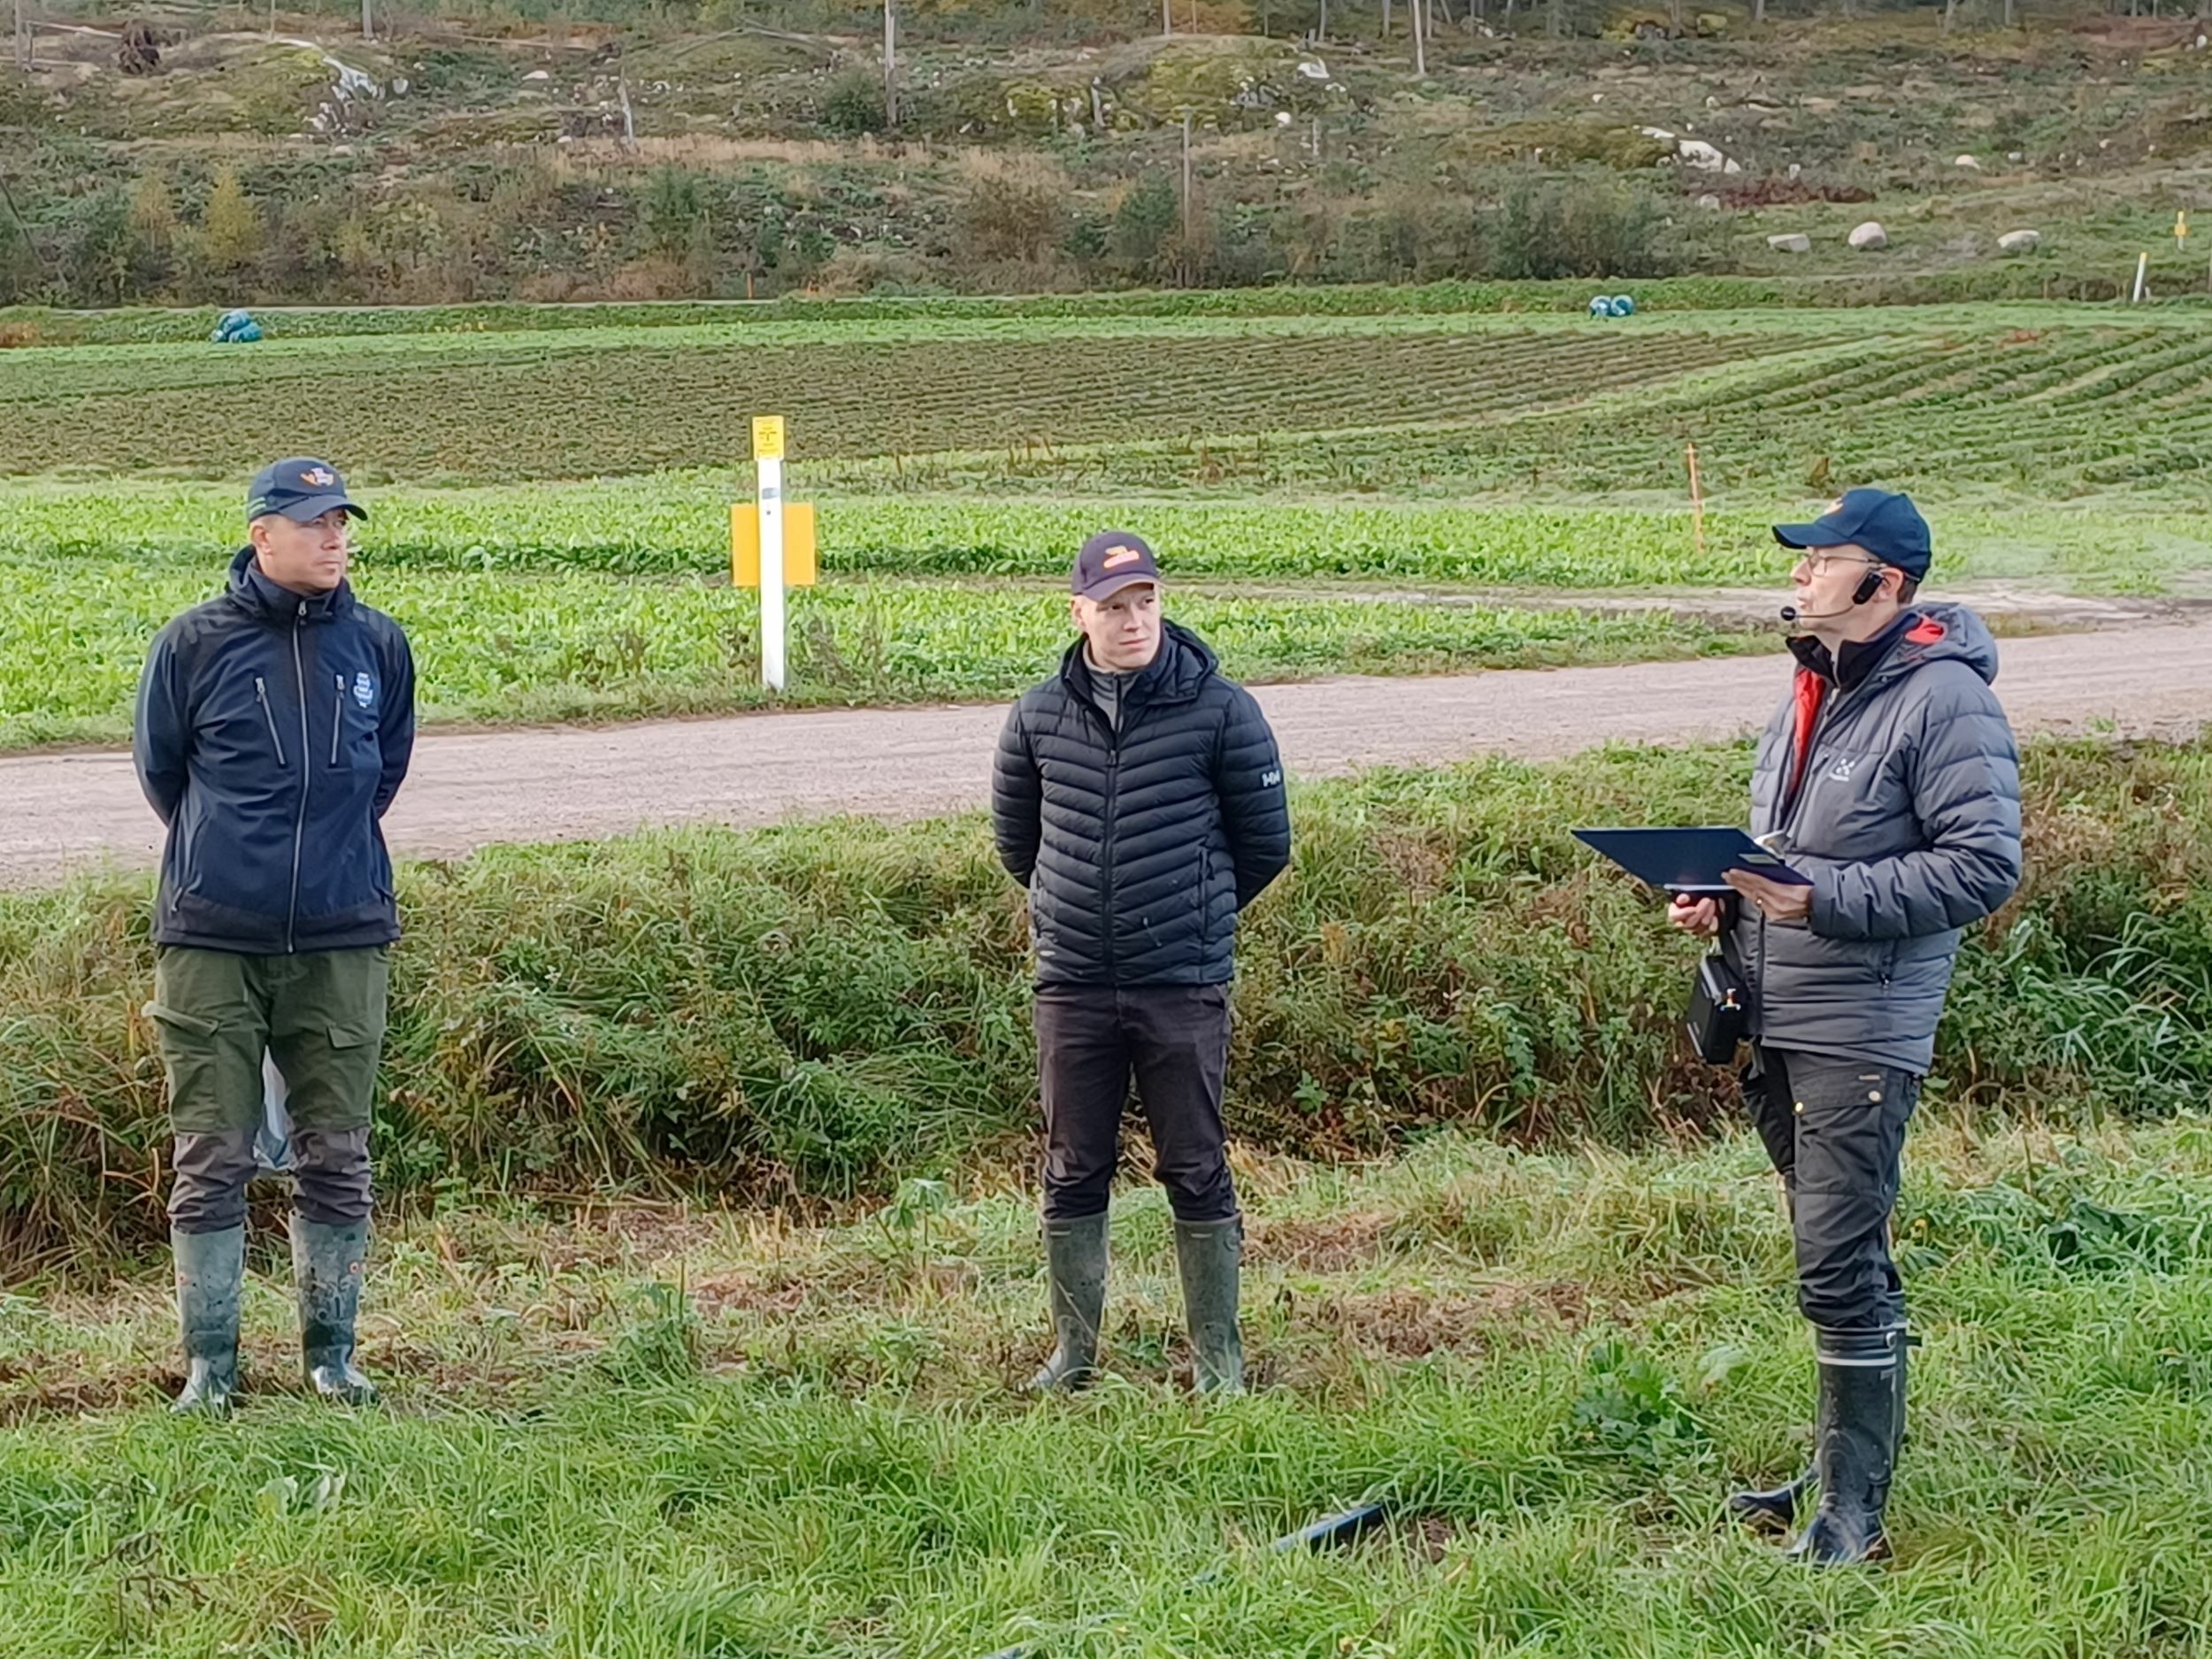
[1895,574,1921,603]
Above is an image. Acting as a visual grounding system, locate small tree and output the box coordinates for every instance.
[200,165,265,276]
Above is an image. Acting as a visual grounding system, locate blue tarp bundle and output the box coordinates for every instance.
[1586,294,1638,318]
[211,308,263,343]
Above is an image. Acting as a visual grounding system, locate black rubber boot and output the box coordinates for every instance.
[1029,1213,1108,1393]
[172,1225,245,1417]
[1172,1217,1244,1395]
[291,1216,378,1406]
[1788,1324,1905,1565]
[1727,1466,1814,1535]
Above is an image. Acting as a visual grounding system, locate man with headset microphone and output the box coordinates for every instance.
[1670,489,2022,1563]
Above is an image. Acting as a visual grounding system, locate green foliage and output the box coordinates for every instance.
[819,68,888,136]
[1486,169,1684,282]
[4,736,2208,1270]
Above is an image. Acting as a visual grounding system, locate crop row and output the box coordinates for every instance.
[0,554,1778,752]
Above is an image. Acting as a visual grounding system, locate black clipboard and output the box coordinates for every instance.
[1573,826,1813,896]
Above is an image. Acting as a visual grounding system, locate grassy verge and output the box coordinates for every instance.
[4,738,2206,1272]
[6,1117,2212,1656]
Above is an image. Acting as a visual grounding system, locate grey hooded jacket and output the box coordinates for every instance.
[1725,604,2023,1073]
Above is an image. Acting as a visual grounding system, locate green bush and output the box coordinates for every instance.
[1485,169,1690,281]
[820,69,888,137]
[3,738,2207,1275]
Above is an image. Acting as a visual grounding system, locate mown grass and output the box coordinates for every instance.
[4,738,2207,1274]
[6,1116,2212,1656]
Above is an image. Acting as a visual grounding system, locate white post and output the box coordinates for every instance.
[2133,250,2150,303]
[755,416,787,692]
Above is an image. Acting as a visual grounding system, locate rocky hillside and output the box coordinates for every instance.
[3,1,2209,304]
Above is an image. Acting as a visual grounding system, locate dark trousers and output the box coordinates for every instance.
[1034,983,1237,1224]
[1742,1045,1921,1331]
[147,945,388,1234]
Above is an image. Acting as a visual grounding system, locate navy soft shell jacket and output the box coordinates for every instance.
[134,548,417,955]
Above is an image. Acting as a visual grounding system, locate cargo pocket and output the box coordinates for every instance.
[143,1001,250,1135]
[285,1021,385,1133]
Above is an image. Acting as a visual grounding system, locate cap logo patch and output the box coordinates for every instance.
[301,466,336,488]
[1824,496,1847,515]
[1101,546,1142,570]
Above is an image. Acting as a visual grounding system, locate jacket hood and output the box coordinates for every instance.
[225,544,356,626]
[1867,603,2000,691]
[1058,618,1219,705]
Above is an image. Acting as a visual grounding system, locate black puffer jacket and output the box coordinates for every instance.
[993,623,1291,987]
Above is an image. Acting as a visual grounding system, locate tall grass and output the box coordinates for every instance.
[4,738,2206,1274]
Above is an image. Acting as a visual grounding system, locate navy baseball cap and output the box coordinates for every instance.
[1772,488,1930,580]
[246,457,366,525]
[1071,530,1161,601]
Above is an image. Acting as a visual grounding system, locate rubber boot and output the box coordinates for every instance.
[1172,1217,1245,1395]
[290,1216,378,1406]
[1788,1324,1905,1565]
[171,1225,245,1417]
[1727,1466,1814,1535]
[1029,1213,1108,1393]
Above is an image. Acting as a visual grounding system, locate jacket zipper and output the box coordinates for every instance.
[330,673,344,766]
[254,677,288,766]
[286,604,312,955]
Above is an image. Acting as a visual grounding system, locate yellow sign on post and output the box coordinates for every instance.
[732,501,817,587]
[752,415,787,461]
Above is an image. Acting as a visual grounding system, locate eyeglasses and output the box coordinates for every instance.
[1793,551,1884,577]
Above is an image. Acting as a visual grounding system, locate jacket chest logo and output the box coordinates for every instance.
[1826,756,1859,784]
[352,671,376,710]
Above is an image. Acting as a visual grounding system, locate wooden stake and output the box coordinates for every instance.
[1686,442,1706,558]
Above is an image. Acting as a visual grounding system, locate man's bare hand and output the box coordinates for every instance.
[1668,895,1721,938]
[1724,869,1812,925]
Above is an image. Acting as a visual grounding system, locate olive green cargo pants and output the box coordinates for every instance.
[144,945,389,1234]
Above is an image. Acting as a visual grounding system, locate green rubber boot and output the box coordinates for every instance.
[1173,1217,1245,1395]
[290,1216,378,1406]
[1029,1213,1109,1393]
[171,1225,245,1417]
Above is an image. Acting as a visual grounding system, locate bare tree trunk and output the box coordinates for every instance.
[1318,0,1328,39]
[361,0,373,40]
[883,0,897,127]
[1411,0,1426,74]
[1547,0,1563,35]
[1942,0,1958,31]
[1180,110,1194,284]
[1163,0,1171,35]
[618,71,637,150]
[13,0,29,69]
[1383,0,1393,34]
[1754,0,1766,22]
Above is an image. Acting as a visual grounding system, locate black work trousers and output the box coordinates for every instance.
[1034,983,1237,1224]
[1743,1045,1922,1331]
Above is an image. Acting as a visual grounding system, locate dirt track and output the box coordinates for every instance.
[2,623,2200,890]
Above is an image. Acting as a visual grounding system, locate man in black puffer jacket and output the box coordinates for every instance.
[992,531,1290,1394]
[134,458,416,1417]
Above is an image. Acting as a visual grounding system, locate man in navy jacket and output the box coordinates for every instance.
[134,458,416,1415]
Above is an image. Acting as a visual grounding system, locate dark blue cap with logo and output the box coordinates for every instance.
[246,457,367,525]
[1071,530,1161,601]
[1772,488,1930,580]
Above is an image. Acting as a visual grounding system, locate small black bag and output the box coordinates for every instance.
[1684,949,1748,1064]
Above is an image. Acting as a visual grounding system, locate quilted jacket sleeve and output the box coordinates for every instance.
[1807,668,2023,941]
[1215,687,1291,908]
[991,698,1042,886]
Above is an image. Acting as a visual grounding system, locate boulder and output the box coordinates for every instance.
[1766,233,1811,254]
[1696,193,1722,210]
[1954,154,1982,170]
[1997,228,2041,254]
[1847,221,1887,251]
